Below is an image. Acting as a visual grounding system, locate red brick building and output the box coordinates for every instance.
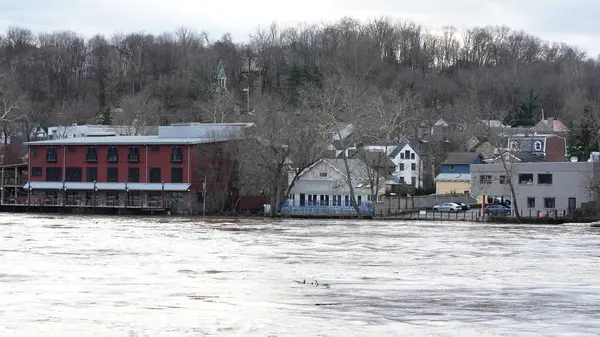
[24,123,264,214]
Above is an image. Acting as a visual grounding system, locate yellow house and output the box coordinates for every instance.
[434,152,484,195]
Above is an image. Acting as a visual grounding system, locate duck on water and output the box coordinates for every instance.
[294,279,331,288]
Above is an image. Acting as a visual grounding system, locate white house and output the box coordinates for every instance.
[282,158,381,215]
[363,141,424,188]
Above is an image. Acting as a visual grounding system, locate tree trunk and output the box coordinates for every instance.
[341,155,361,215]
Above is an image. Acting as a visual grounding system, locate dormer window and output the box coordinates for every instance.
[534,140,542,151]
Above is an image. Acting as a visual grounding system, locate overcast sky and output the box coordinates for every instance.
[1,0,599,56]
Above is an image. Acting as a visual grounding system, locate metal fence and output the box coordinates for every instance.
[280,204,374,216]
[376,194,477,214]
[1,197,168,209]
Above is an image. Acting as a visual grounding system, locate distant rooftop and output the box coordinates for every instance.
[26,123,255,146]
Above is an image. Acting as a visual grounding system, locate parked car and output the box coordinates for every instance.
[433,202,462,212]
[459,203,470,211]
[485,204,512,215]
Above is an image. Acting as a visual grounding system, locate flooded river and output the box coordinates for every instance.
[1,214,600,336]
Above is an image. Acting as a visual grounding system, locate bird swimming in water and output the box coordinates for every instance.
[294,279,306,284]
[323,283,331,288]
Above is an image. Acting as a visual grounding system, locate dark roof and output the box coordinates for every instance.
[443,152,481,165]
[384,140,425,158]
[331,137,355,150]
[515,152,544,162]
[360,151,396,168]
[343,150,395,168]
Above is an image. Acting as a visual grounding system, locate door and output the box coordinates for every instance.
[568,197,576,213]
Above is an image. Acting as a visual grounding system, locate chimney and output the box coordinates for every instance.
[547,117,554,131]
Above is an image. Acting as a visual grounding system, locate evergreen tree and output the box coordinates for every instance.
[100,107,112,125]
[513,88,538,127]
[567,120,597,161]
[287,64,322,107]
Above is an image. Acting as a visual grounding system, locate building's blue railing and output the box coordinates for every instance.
[280,200,374,216]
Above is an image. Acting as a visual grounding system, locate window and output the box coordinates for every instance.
[527,197,536,208]
[86,147,97,162]
[400,152,405,159]
[107,167,118,182]
[151,146,160,152]
[86,167,97,182]
[411,177,416,186]
[333,195,342,206]
[128,147,140,163]
[399,163,404,171]
[171,192,183,198]
[107,146,118,163]
[534,140,543,151]
[344,195,350,206]
[128,168,140,182]
[46,147,57,162]
[411,153,415,160]
[319,172,327,177]
[411,163,416,171]
[65,167,82,182]
[213,168,222,183]
[405,150,410,159]
[45,168,62,182]
[544,197,556,209]
[538,173,553,185]
[399,177,405,183]
[171,146,183,163]
[31,148,37,157]
[171,168,183,183]
[213,149,223,164]
[149,168,161,183]
[67,146,76,153]
[519,174,534,184]
[357,195,362,206]
[197,169,206,182]
[479,175,492,184]
[31,167,42,177]
[499,175,507,184]
[449,164,455,170]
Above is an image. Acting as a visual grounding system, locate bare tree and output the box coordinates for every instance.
[193,89,238,123]
[114,92,162,134]
[0,71,26,123]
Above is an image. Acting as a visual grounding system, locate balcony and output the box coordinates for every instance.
[86,153,97,163]
[128,153,140,163]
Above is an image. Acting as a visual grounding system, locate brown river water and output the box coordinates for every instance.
[1,214,600,336]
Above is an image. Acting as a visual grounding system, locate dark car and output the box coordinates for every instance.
[485,204,511,215]
[460,203,470,211]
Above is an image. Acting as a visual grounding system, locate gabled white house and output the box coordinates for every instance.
[362,141,424,188]
[283,158,378,215]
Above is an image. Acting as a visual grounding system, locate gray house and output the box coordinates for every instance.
[471,162,600,215]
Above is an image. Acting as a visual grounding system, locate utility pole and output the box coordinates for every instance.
[242,74,250,114]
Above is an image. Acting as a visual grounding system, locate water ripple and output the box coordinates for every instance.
[1,215,600,336]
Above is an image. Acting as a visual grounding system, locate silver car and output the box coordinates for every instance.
[433,202,462,212]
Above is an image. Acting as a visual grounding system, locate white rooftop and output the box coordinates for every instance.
[26,123,255,146]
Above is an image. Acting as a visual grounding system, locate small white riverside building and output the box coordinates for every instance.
[283,158,380,214]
